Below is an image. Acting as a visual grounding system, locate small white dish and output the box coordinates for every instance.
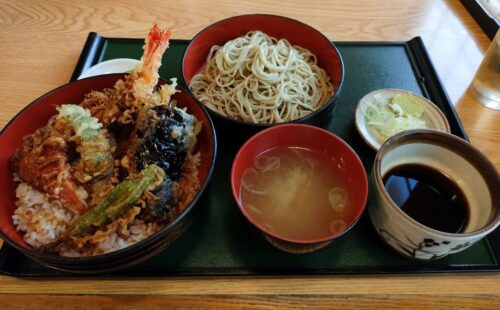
[354,88,450,151]
[78,58,141,79]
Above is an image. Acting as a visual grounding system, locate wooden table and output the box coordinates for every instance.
[0,0,499,308]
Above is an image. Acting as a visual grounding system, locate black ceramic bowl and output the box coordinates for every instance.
[0,74,217,274]
[182,14,344,143]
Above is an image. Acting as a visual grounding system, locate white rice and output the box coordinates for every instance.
[58,219,157,257]
[13,181,156,256]
[12,146,199,257]
[13,182,75,248]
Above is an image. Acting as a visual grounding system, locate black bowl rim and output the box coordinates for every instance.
[0,73,218,265]
[181,13,345,128]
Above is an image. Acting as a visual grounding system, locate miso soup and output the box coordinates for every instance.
[239,147,351,240]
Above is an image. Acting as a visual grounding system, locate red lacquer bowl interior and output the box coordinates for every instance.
[0,74,216,250]
[231,124,368,244]
[182,14,343,100]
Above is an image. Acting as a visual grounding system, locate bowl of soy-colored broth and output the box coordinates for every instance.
[369,129,500,260]
[231,124,368,253]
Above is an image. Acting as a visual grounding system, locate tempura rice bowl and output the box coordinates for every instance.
[0,74,217,273]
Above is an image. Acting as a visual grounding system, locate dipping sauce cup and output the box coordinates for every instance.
[368,129,500,260]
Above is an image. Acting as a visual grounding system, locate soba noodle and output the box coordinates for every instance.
[189,31,334,124]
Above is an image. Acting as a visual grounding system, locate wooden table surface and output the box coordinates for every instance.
[1,0,499,308]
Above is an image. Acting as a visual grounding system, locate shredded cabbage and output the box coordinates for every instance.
[364,93,427,142]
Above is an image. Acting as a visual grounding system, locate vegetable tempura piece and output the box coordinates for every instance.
[62,164,164,242]
[57,104,114,182]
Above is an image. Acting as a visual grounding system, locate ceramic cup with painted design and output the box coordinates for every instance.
[368,129,499,260]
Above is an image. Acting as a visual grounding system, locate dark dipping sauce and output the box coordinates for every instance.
[383,164,469,233]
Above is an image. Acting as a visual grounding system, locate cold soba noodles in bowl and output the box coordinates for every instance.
[189,31,334,124]
[231,124,368,253]
[182,14,345,132]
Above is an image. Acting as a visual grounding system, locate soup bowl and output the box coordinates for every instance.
[0,74,217,273]
[369,130,500,260]
[182,14,344,143]
[231,124,368,253]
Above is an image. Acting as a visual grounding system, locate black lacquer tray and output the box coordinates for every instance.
[0,34,498,277]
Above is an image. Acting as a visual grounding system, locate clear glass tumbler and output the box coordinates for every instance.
[471,29,500,110]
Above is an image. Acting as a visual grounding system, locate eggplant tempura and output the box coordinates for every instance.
[11,25,202,256]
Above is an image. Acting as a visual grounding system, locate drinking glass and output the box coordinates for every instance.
[471,29,500,110]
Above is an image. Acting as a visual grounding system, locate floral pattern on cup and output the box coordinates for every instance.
[379,228,474,260]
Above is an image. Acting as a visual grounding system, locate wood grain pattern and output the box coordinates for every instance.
[0,294,499,310]
[1,274,500,295]
[0,0,499,308]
